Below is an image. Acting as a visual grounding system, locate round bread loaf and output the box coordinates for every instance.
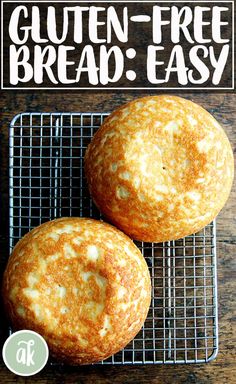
[3,218,151,365]
[85,95,234,243]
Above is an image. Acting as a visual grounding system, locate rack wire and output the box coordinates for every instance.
[9,112,218,364]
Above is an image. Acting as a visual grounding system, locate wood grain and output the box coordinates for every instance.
[0,91,235,383]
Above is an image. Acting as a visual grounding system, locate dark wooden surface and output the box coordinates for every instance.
[0,91,235,383]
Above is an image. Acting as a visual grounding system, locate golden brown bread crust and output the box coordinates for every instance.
[85,95,234,242]
[2,218,151,365]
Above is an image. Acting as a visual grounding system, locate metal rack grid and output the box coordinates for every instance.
[9,112,218,364]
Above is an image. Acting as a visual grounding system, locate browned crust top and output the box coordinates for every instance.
[85,95,234,242]
[3,218,151,364]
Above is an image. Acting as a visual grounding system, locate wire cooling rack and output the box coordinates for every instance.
[9,112,218,364]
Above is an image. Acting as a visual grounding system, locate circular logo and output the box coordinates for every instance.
[2,330,49,376]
